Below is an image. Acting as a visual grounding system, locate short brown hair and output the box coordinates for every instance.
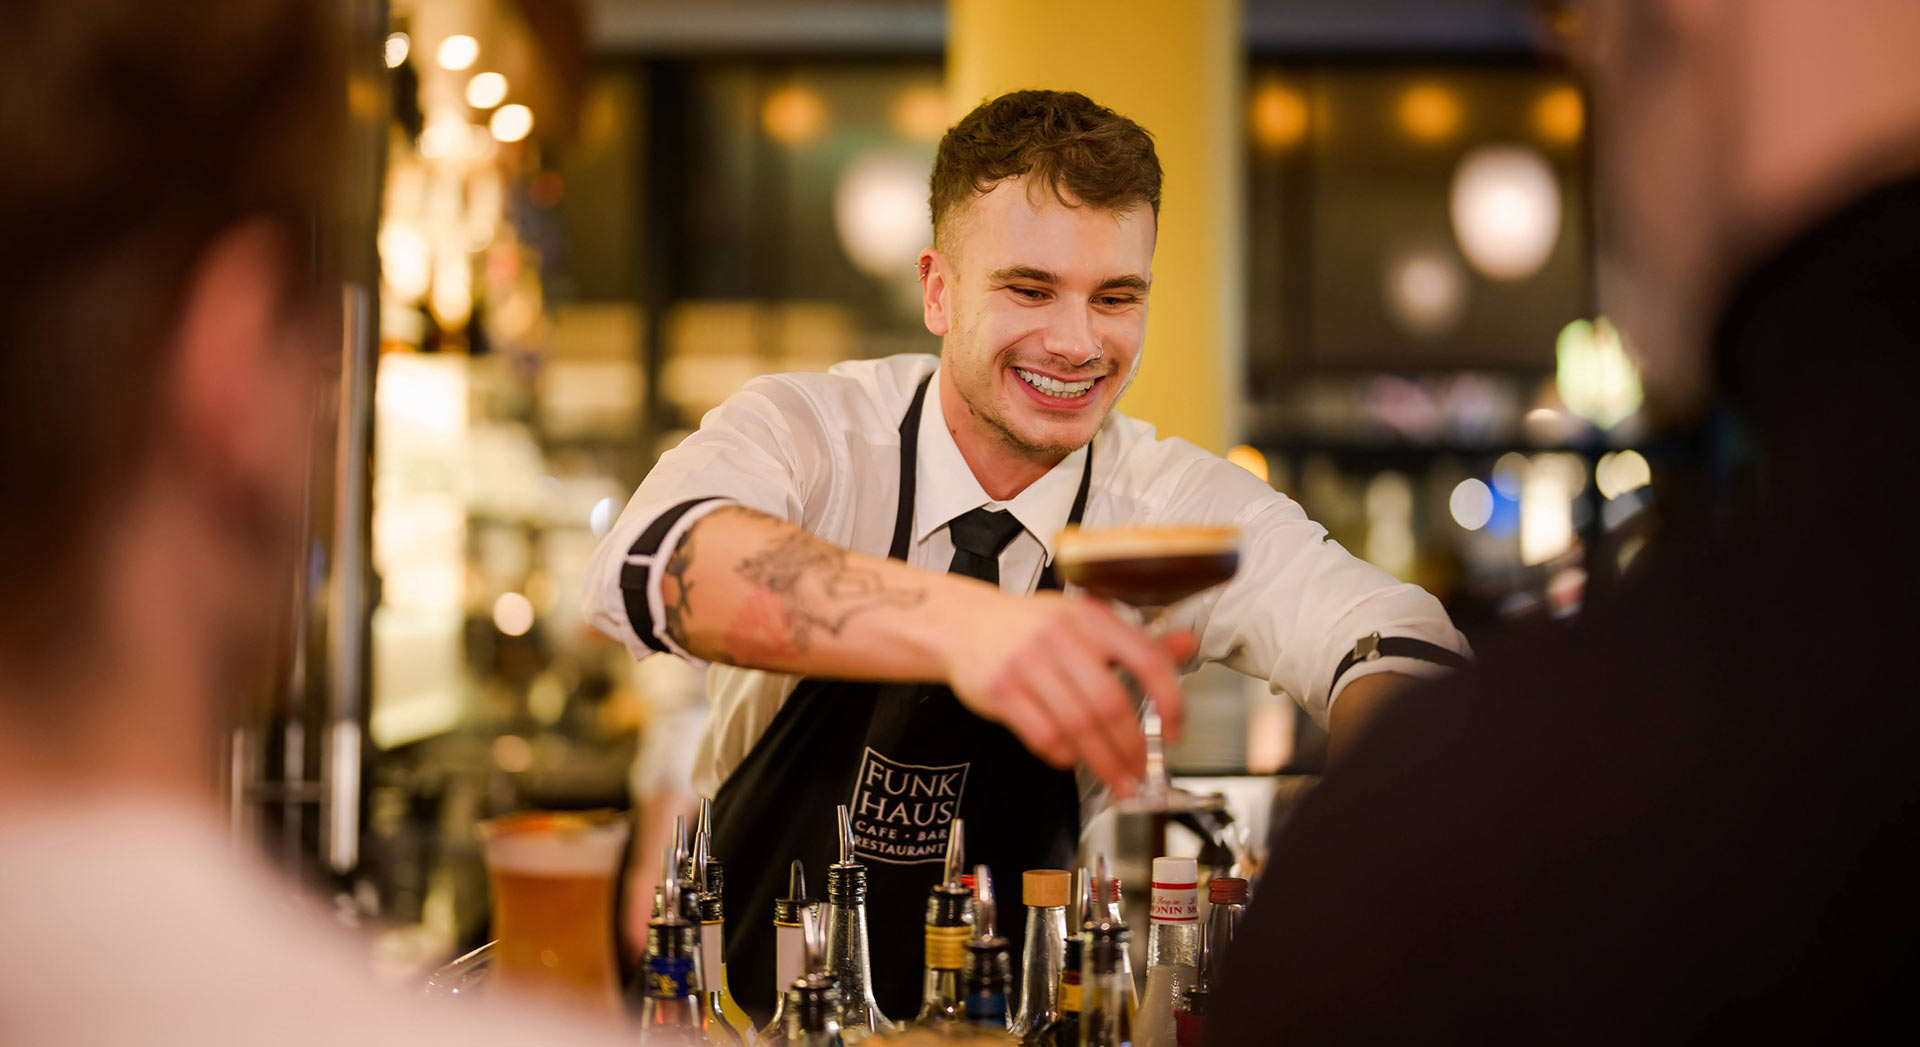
[0,0,338,662]
[929,90,1162,250]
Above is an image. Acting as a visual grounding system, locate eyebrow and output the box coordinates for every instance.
[986,266,1149,293]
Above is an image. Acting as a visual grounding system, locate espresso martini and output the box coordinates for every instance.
[1052,525,1241,612]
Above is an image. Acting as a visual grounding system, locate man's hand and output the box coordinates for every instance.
[941,591,1197,796]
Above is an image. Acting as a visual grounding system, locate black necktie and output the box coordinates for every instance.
[946,508,1026,588]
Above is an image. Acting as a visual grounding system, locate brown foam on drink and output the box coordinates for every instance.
[1052,525,1240,567]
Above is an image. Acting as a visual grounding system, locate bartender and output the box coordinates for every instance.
[585,88,1468,1020]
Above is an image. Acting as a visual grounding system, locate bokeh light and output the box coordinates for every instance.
[1596,449,1652,500]
[1251,80,1310,150]
[763,83,827,144]
[1226,445,1270,483]
[492,592,535,637]
[1450,145,1562,280]
[1533,85,1585,145]
[489,103,534,143]
[436,34,478,72]
[1450,478,1494,530]
[1383,246,1469,338]
[890,84,948,142]
[1397,83,1461,143]
[384,32,410,69]
[834,149,931,278]
[491,734,534,773]
[466,71,508,110]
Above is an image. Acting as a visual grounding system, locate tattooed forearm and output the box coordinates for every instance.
[733,530,925,653]
[660,522,700,651]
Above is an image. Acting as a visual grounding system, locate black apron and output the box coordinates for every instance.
[712,373,1089,1024]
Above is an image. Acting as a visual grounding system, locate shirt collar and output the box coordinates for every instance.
[913,368,1090,564]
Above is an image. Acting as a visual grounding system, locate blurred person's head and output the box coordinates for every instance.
[1588,0,1920,420]
[0,0,337,789]
[918,90,1161,472]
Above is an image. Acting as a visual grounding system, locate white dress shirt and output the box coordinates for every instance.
[584,354,1469,797]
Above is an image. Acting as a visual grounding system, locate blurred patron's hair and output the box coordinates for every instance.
[0,0,340,667]
[929,89,1162,251]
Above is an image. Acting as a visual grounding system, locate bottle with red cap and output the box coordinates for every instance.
[1174,878,1247,1047]
[1132,857,1200,1047]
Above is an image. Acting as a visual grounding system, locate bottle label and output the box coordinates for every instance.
[1058,980,1082,1013]
[1151,880,1199,923]
[646,955,695,998]
[925,924,970,969]
[700,920,724,992]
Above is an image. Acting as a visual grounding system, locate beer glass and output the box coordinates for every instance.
[478,810,630,1018]
[1053,526,1241,814]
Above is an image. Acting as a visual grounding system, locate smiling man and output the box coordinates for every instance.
[585,89,1467,1020]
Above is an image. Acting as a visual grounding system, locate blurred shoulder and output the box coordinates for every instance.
[742,353,937,435]
[1094,409,1293,525]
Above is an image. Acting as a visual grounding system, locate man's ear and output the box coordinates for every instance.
[919,246,950,337]
[166,220,305,510]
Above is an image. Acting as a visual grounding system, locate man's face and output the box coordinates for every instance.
[922,178,1155,461]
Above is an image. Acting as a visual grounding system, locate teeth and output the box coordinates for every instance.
[1015,368,1096,397]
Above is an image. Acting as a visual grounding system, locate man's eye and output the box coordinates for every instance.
[1007,286,1046,300]
[1096,296,1138,308]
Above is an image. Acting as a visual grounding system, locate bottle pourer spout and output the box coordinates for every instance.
[690,827,710,893]
[943,818,967,888]
[659,847,681,923]
[1093,853,1112,909]
[672,814,688,874]
[800,904,824,974]
[836,804,854,865]
[972,864,996,938]
[698,796,714,840]
[788,858,807,901]
[1075,866,1095,930]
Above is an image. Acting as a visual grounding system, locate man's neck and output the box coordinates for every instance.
[0,492,226,809]
[937,367,1067,502]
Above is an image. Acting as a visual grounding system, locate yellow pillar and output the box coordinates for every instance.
[947,0,1243,454]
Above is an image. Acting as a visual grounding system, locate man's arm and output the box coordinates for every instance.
[1326,671,1416,764]
[660,505,1195,793]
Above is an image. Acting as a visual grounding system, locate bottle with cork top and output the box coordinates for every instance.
[1009,869,1070,1039]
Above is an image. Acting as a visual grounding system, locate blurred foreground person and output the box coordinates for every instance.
[1211,1,1920,1042]
[0,3,616,1043]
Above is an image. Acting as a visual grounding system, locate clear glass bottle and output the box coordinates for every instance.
[1132,858,1198,1047]
[827,805,895,1042]
[914,819,975,1030]
[963,865,1019,1039]
[759,860,815,1047]
[1024,869,1094,1047]
[1079,863,1132,1047]
[1173,878,1245,1047]
[783,907,849,1047]
[1098,874,1138,1018]
[1009,870,1070,1039]
[688,819,754,1041]
[638,851,709,1047]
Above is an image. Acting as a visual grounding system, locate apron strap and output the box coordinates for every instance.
[886,368,1096,573]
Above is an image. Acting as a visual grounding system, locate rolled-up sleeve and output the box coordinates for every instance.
[1162,456,1471,727]
[583,375,827,663]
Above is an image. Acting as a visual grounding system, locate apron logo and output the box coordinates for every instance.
[847,747,969,865]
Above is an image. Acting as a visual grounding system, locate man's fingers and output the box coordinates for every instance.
[1070,600,1190,743]
[995,677,1074,770]
[1020,647,1144,793]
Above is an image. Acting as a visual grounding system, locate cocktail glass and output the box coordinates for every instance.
[1053,525,1241,814]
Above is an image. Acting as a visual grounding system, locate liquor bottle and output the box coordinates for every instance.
[1079,858,1132,1047]
[781,906,849,1047]
[759,860,815,1047]
[689,806,755,1040]
[638,849,708,1047]
[1021,868,1092,1047]
[913,819,976,1030]
[1131,859,1198,1047]
[1009,870,1070,1039]
[963,865,1019,1038]
[1097,873,1138,1018]
[1173,879,1245,1047]
[826,805,895,1042]
[689,829,749,1044]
